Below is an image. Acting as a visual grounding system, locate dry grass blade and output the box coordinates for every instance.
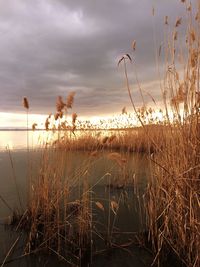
[6,146,23,210]
[118,54,132,66]
[0,195,13,213]
[110,201,119,215]
[1,235,20,267]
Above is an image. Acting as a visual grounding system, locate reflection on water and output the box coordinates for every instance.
[0,130,57,150]
[0,131,153,266]
[0,129,108,151]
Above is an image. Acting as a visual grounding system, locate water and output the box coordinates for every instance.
[0,130,153,266]
[0,130,57,150]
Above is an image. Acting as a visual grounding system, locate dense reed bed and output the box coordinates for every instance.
[6,147,97,265]
[136,1,200,266]
[2,1,199,266]
[5,145,150,266]
[51,125,167,153]
[5,109,148,266]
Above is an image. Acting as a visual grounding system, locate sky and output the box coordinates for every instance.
[0,0,194,127]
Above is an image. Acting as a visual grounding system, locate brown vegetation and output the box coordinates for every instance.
[3,1,200,266]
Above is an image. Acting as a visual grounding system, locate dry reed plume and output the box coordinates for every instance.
[23,97,29,110]
[117,1,200,266]
[66,91,75,109]
[5,2,200,266]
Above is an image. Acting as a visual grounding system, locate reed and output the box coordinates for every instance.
[118,1,200,266]
[6,2,200,266]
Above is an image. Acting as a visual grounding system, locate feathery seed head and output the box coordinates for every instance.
[56,96,65,112]
[23,97,29,109]
[72,112,77,125]
[122,107,127,114]
[165,16,168,25]
[66,92,76,109]
[174,31,178,41]
[45,118,50,131]
[32,123,37,131]
[175,17,182,27]
[102,136,109,144]
[132,40,136,51]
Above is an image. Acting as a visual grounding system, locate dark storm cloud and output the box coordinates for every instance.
[0,0,194,116]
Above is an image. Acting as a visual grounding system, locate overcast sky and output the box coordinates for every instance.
[0,0,193,118]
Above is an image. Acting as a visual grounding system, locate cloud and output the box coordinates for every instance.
[0,0,194,118]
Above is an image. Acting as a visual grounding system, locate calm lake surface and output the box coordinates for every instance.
[0,130,153,266]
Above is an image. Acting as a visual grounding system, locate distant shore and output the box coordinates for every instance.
[0,127,139,131]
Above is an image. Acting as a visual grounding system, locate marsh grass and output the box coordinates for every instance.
[4,93,148,266]
[8,147,94,266]
[3,1,200,266]
[51,124,168,154]
[117,1,200,266]
[6,147,146,266]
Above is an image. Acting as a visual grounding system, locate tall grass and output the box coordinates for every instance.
[146,3,200,265]
[6,93,147,266]
[118,1,200,266]
[4,1,200,266]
